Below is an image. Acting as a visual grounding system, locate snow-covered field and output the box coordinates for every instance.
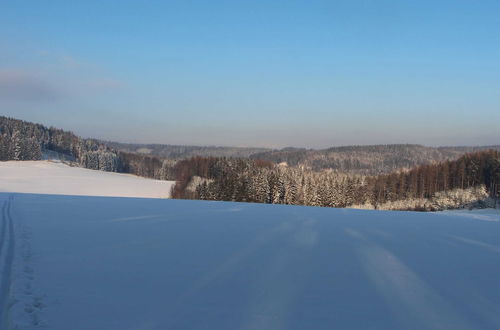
[1,191,500,329]
[0,161,174,198]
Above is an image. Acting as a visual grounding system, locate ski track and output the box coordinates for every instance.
[0,200,7,258]
[0,195,44,329]
[0,195,15,329]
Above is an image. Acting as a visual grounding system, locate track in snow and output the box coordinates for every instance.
[0,195,15,329]
[3,193,500,329]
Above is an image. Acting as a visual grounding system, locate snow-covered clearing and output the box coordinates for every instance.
[0,161,174,198]
[1,192,500,329]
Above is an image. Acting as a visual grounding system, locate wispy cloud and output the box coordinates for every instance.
[0,70,60,102]
[35,50,84,70]
[84,78,126,91]
[60,55,83,69]
[34,50,126,92]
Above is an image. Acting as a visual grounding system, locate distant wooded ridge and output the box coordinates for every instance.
[2,115,499,177]
[105,140,500,175]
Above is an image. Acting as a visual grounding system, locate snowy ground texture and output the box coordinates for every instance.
[0,161,174,198]
[1,192,500,330]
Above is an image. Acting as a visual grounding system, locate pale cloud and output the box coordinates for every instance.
[34,49,91,71]
[1,46,127,103]
[60,55,83,69]
[37,50,126,91]
[0,70,60,102]
[84,78,126,91]
[36,49,51,57]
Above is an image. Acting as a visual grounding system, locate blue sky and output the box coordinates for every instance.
[1,0,499,148]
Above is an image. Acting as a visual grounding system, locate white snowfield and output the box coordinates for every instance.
[1,192,500,330]
[0,161,174,198]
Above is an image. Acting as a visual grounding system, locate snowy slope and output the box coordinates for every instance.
[0,161,174,198]
[1,193,500,330]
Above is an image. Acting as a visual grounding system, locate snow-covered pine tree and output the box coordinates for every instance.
[12,130,24,160]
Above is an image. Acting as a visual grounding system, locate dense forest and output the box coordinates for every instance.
[250,144,500,175]
[0,116,121,171]
[106,139,500,175]
[117,151,176,180]
[104,141,270,159]
[0,116,176,178]
[172,151,500,211]
[365,150,500,208]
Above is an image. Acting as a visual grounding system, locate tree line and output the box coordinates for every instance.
[0,116,121,170]
[0,116,177,178]
[366,150,500,206]
[172,150,500,210]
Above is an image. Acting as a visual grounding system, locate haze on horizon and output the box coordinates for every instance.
[1,0,499,149]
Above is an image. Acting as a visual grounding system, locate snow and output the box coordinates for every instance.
[0,161,174,198]
[440,208,500,222]
[1,192,500,330]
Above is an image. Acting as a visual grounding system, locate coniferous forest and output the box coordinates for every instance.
[0,116,174,179]
[2,115,499,211]
[0,116,120,170]
[170,151,500,211]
